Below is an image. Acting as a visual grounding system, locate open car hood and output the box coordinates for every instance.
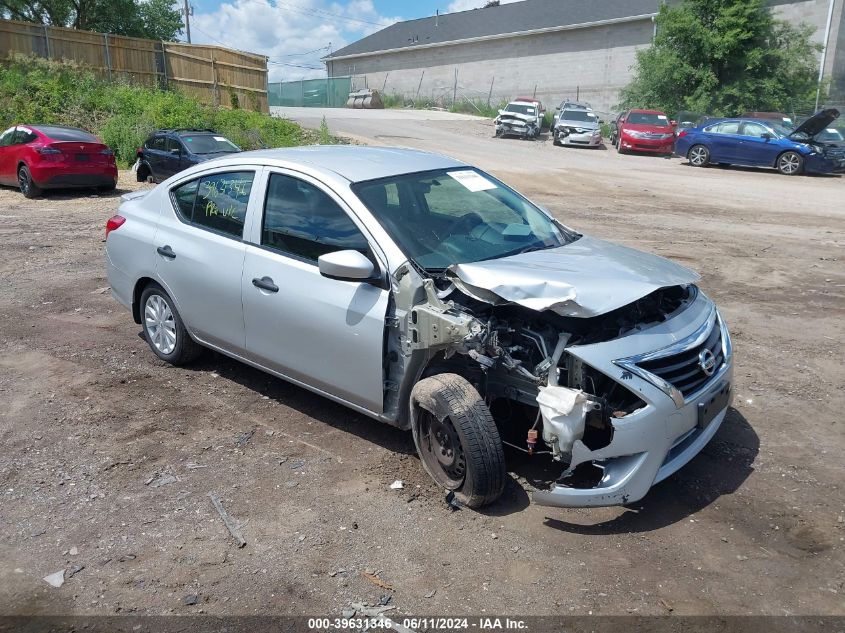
[445,235,700,318]
[792,108,840,138]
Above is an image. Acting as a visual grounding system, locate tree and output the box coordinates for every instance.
[0,0,183,40]
[619,0,822,116]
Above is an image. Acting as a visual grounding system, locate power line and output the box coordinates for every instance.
[238,0,390,28]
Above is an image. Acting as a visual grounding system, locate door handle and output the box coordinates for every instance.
[252,276,279,293]
[156,245,176,259]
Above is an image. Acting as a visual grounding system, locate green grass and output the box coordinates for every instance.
[0,54,306,167]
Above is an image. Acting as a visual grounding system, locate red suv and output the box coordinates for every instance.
[612,109,676,155]
[0,124,118,198]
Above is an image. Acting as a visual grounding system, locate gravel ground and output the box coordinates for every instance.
[1,113,844,619]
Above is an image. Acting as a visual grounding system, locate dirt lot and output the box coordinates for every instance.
[1,113,844,619]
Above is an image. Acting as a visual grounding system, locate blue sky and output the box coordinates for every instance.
[183,0,521,81]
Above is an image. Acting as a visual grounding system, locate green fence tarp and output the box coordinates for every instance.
[268,77,351,107]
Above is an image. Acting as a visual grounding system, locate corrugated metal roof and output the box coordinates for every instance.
[326,0,661,60]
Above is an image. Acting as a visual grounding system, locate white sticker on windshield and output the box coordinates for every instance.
[827,128,838,133]
[448,170,498,193]
[657,115,668,120]
[213,136,226,141]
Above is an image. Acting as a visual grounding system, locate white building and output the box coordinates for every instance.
[324,0,844,114]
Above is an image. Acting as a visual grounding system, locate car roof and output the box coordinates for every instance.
[201,146,466,183]
[628,109,667,114]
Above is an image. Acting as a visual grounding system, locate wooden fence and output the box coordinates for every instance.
[0,19,269,112]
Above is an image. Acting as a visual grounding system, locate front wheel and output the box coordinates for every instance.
[140,283,202,365]
[688,144,710,167]
[18,165,42,198]
[777,151,803,176]
[411,374,506,508]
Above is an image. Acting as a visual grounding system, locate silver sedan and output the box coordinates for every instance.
[106,146,733,509]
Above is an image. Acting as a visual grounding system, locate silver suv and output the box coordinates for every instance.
[106,146,733,509]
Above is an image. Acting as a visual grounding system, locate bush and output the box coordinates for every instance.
[0,54,305,167]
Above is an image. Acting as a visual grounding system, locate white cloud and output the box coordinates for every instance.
[446,0,522,13]
[191,0,401,81]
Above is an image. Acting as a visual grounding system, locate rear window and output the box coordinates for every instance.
[179,134,240,155]
[33,126,98,142]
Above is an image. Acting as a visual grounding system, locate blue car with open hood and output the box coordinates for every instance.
[675,108,844,175]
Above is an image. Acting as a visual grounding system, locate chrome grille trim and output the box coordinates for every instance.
[614,308,732,409]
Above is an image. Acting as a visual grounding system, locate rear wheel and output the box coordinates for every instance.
[688,144,710,167]
[136,161,151,183]
[777,151,803,175]
[411,374,506,508]
[18,165,42,198]
[140,283,202,365]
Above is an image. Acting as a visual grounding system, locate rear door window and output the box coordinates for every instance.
[169,171,254,239]
[150,136,166,151]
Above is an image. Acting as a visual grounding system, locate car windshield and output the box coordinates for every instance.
[561,110,597,122]
[352,168,575,271]
[627,112,669,126]
[505,104,536,116]
[770,123,793,137]
[180,134,240,154]
[815,128,845,142]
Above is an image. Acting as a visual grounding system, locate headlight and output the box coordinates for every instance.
[625,130,647,139]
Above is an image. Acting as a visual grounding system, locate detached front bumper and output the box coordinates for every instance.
[496,121,538,138]
[533,292,734,508]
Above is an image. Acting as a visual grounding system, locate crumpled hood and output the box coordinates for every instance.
[498,110,537,123]
[446,235,700,318]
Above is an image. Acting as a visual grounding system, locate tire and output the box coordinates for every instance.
[617,142,626,155]
[140,282,202,365]
[136,162,151,183]
[688,144,710,167]
[99,182,117,193]
[411,374,506,508]
[777,151,803,176]
[18,165,42,199]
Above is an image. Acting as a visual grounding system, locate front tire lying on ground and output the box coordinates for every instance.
[140,282,202,365]
[411,374,506,508]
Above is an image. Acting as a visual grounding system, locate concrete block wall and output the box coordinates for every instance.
[328,19,655,115]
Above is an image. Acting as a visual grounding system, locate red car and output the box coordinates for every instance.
[612,109,676,155]
[0,124,118,198]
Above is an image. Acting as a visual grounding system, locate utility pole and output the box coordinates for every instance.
[182,0,193,44]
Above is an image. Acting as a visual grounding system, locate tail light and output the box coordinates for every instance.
[100,148,115,156]
[37,146,62,155]
[677,130,688,139]
[106,215,125,239]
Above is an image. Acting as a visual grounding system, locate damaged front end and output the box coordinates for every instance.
[495,111,540,139]
[388,238,733,508]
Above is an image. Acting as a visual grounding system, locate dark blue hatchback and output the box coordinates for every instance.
[675,108,844,176]
[135,129,241,183]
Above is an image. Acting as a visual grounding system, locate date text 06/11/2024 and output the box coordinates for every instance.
[306,617,529,630]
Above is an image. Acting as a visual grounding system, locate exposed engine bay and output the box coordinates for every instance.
[386,255,696,487]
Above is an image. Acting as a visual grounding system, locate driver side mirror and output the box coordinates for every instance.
[318,250,375,282]
[169,147,181,155]
[761,132,773,140]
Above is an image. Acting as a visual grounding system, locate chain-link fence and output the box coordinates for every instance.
[268,77,351,108]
